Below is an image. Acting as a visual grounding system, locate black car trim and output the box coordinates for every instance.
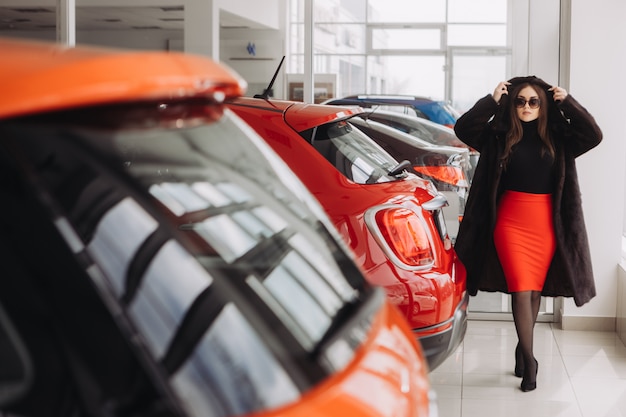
[313,286,383,357]
[121,229,169,305]
[0,159,185,416]
[415,292,468,371]
[0,300,34,407]
[160,229,330,388]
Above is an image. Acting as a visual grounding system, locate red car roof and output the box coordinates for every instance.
[228,97,362,132]
[0,37,246,119]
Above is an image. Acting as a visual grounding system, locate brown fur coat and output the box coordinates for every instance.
[454,76,603,306]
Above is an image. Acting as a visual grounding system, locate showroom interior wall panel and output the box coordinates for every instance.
[561,0,626,330]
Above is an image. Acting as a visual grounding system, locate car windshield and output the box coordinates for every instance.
[365,111,462,147]
[1,102,378,417]
[304,119,406,184]
[373,103,428,119]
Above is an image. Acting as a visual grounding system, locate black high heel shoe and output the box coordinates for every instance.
[520,359,538,392]
[514,344,524,377]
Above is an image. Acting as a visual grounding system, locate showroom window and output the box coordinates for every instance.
[287,0,511,111]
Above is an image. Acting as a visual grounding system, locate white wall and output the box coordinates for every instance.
[561,0,626,328]
[618,263,626,344]
[184,0,283,59]
[219,0,286,98]
[510,0,561,83]
[221,0,281,30]
[80,30,181,50]
[183,0,286,97]
[220,28,286,98]
[527,0,560,83]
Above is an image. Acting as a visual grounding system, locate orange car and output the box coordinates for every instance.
[0,38,435,417]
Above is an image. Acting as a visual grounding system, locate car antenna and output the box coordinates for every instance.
[254,55,285,99]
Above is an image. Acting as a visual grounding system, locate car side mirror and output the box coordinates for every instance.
[0,302,33,407]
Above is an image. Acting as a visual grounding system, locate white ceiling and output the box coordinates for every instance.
[0,4,267,32]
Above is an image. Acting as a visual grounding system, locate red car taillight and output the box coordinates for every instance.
[413,165,468,188]
[371,207,434,268]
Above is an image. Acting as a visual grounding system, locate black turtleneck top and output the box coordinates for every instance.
[500,119,554,194]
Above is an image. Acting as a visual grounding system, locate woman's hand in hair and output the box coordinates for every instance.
[492,81,510,104]
[549,86,568,103]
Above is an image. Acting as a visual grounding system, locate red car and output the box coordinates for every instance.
[228,97,468,370]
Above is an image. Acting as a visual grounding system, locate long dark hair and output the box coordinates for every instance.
[501,82,555,165]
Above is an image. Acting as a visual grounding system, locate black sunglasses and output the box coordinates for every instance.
[514,97,541,109]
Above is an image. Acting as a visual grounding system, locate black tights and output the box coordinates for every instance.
[512,290,541,381]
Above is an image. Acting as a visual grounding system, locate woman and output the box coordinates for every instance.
[454,76,602,392]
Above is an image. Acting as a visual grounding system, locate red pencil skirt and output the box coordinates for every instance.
[493,190,556,292]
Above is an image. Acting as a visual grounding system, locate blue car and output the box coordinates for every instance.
[323,94,460,128]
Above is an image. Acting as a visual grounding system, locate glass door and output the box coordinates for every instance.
[469,293,555,322]
[448,48,510,113]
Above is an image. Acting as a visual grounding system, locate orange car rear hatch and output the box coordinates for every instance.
[0,38,246,119]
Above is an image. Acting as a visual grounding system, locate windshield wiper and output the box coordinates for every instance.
[388,159,412,177]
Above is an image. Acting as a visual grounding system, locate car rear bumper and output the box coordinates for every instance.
[414,292,469,372]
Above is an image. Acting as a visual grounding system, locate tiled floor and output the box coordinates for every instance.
[430,320,626,417]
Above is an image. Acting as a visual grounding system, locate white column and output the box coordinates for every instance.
[303,0,314,103]
[510,0,560,84]
[560,0,626,330]
[185,0,220,59]
[56,0,75,46]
